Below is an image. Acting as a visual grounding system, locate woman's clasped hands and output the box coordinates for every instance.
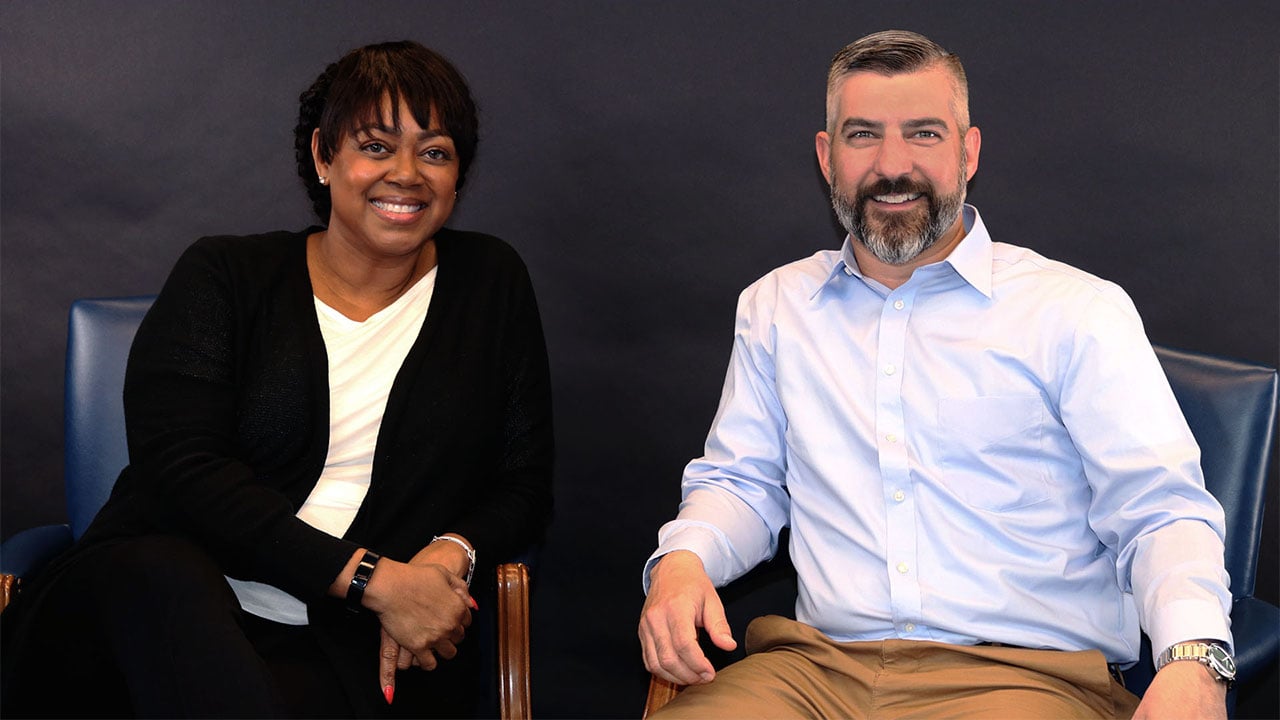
[359,538,478,704]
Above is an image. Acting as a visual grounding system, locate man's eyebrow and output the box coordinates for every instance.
[840,117,883,133]
[903,117,949,130]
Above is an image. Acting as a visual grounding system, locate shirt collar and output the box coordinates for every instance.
[815,204,994,299]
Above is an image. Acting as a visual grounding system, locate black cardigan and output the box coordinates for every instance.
[79,226,554,603]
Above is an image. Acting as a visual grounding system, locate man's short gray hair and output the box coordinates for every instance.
[825,30,969,133]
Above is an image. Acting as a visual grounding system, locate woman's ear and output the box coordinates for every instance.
[311,128,329,181]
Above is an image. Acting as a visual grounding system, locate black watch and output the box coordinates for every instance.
[345,551,381,614]
[1155,641,1236,687]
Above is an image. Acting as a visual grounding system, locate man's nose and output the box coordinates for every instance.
[872,135,913,179]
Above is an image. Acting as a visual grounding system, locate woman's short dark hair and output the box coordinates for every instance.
[294,41,479,222]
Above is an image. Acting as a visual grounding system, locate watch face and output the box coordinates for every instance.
[1206,644,1237,678]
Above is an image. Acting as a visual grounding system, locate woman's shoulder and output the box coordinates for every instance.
[173,227,315,280]
[434,227,527,270]
[185,227,314,261]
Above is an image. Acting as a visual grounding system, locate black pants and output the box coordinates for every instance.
[3,536,356,718]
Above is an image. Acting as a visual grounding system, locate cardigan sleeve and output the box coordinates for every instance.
[445,244,555,565]
[121,235,358,601]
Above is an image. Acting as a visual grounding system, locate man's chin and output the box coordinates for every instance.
[862,217,928,246]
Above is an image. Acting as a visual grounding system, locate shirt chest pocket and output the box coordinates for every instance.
[935,395,1050,511]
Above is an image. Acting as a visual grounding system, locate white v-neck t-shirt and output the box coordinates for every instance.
[228,267,438,624]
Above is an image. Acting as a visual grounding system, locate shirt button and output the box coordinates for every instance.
[904,623,916,632]
[894,300,905,310]
[896,562,909,574]
[885,433,898,444]
[893,490,905,502]
[884,364,896,375]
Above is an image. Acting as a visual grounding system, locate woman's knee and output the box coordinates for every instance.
[90,535,238,619]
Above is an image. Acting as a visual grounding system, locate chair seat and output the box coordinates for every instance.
[0,525,72,578]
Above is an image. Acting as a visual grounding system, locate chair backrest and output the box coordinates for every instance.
[1153,344,1278,599]
[64,296,155,539]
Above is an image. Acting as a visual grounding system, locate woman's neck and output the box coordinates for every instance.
[306,231,438,322]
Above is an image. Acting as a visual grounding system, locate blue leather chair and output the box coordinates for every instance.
[0,296,155,581]
[0,296,535,720]
[1123,346,1279,714]
[643,344,1279,718]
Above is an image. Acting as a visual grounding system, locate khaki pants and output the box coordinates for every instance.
[654,616,1141,719]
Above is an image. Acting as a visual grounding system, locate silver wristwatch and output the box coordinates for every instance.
[1155,641,1236,686]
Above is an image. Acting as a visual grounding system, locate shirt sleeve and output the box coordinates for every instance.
[1058,285,1233,657]
[643,281,792,593]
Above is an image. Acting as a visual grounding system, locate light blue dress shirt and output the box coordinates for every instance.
[646,205,1232,665]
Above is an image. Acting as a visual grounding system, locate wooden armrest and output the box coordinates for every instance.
[1,573,17,612]
[643,675,683,718]
[496,562,531,720]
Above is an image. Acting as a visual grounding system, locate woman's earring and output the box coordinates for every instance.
[319,176,329,186]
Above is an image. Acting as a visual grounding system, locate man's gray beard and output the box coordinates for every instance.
[831,171,966,266]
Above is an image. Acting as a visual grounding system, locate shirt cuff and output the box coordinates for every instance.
[1147,597,1235,660]
[642,523,733,594]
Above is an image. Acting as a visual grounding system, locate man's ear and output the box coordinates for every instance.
[963,125,981,181]
[815,131,834,184]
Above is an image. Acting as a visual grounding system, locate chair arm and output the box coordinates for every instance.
[497,562,531,720]
[1230,595,1280,685]
[1,573,18,612]
[643,675,683,718]
[0,524,73,577]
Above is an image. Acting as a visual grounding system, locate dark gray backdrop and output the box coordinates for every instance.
[3,2,1277,717]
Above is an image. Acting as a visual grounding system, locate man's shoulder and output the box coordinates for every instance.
[990,241,1125,299]
[742,248,843,300]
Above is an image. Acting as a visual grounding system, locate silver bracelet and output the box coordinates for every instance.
[432,535,476,587]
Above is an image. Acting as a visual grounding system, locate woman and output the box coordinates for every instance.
[1,41,553,718]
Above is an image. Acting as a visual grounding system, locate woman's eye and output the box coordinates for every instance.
[423,147,453,162]
[363,142,389,154]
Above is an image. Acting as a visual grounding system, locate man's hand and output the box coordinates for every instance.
[1132,661,1227,720]
[638,550,737,686]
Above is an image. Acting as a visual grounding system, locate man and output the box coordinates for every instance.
[639,30,1233,719]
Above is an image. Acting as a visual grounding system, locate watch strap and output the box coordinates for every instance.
[1155,641,1235,686]
[345,550,381,613]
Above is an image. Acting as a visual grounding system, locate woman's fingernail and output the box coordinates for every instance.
[468,596,479,611]
[384,684,395,704]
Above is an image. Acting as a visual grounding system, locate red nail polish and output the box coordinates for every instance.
[384,684,394,704]
[468,596,479,611]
